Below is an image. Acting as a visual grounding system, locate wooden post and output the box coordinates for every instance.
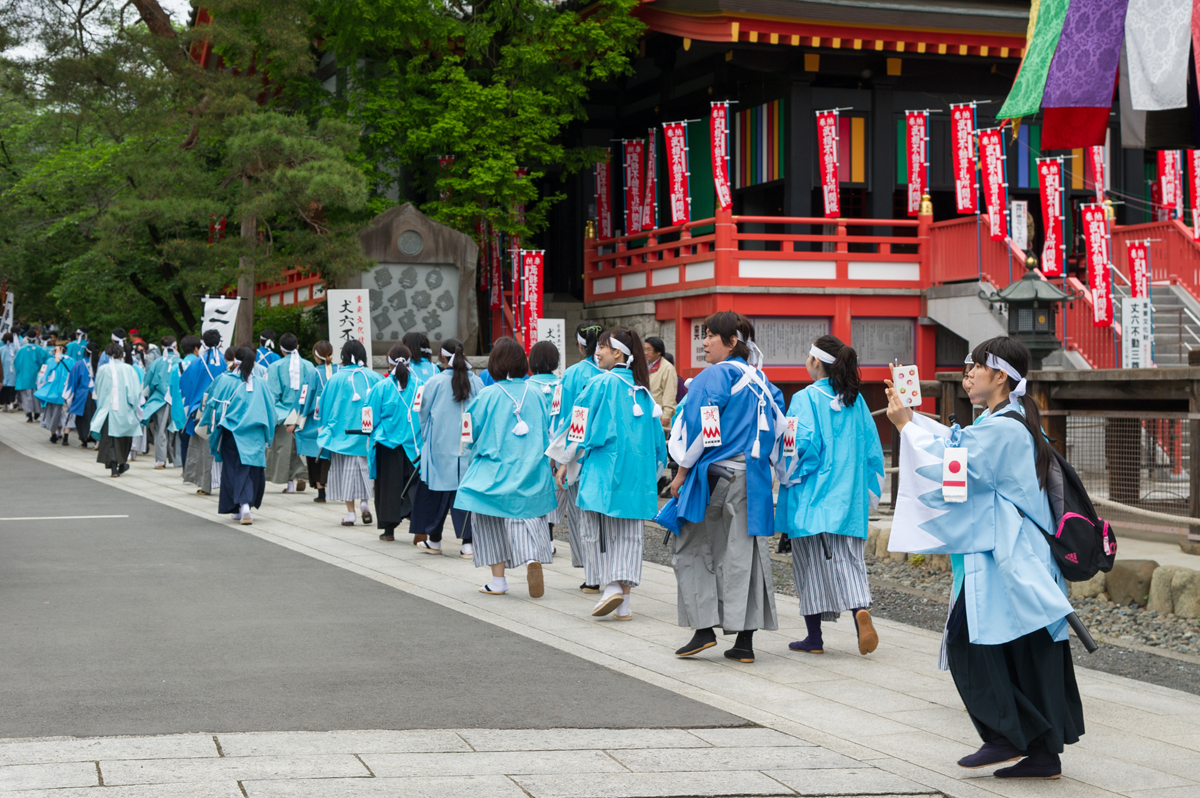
[1031,378,1066,457]
[1190,377,1200,542]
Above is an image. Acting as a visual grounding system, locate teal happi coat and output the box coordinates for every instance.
[318,365,383,457]
[549,357,603,477]
[410,358,440,384]
[33,355,75,406]
[418,368,484,490]
[890,404,1073,647]
[454,379,557,519]
[142,350,177,421]
[267,351,316,425]
[90,361,143,438]
[294,363,337,459]
[13,343,48,391]
[365,374,423,478]
[554,367,666,520]
[774,379,885,540]
[213,372,277,467]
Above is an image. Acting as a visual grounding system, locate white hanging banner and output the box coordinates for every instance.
[1121,297,1154,368]
[0,291,13,338]
[326,289,374,359]
[1010,200,1028,250]
[200,296,239,347]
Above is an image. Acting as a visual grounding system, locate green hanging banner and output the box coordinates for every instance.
[998,0,1072,120]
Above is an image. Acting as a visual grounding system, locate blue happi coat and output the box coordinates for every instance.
[365,374,423,478]
[318,365,383,457]
[180,348,226,435]
[563,367,667,520]
[890,404,1073,646]
[13,344,47,391]
[454,379,557,519]
[267,351,316,425]
[418,368,484,491]
[774,379,885,540]
[142,350,177,421]
[673,358,784,536]
[294,363,337,459]
[212,373,277,468]
[66,338,87,361]
[410,358,440,384]
[66,358,94,416]
[256,346,281,369]
[90,361,143,438]
[33,356,75,406]
[1,341,20,388]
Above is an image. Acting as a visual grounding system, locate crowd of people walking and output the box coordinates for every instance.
[0,315,1083,779]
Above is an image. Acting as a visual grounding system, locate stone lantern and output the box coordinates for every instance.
[984,257,1075,369]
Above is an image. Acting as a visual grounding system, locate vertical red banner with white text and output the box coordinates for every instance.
[1088,145,1105,203]
[950,104,977,214]
[623,141,644,235]
[711,103,732,211]
[595,154,613,239]
[1159,150,1181,220]
[1189,150,1200,239]
[978,128,1008,242]
[1081,204,1113,327]
[520,250,544,353]
[1038,159,1064,278]
[1127,241,1150,298]
[663,122,691,225]
[905,111,928,216]
[641,128,658,231]
[816,111,840,218]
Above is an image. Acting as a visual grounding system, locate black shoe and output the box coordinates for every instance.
[581,583,600,593]
[379,533,395,541]
[61,434,69,446]
[676,627,717,657]
[110,467,120,478]
[313,487,326,503]
[994,752,1061,780]
[725,630,755,662]
[119,463,130,474]
[50,433,59,443]
[25,414,33,423]
[958,739,1023,769]
[79,442,88,449]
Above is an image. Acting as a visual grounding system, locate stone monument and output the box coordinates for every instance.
[353,203,479,356]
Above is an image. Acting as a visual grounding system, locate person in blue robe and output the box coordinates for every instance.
[265,333,314,491]
[0,332,20,410]
[97,328,128,368]
[410,338,483,553]
[776,336,885,657]
[65,328,88,361]
[180,332,227,493]
[665,311,785,663]
[550,329,666,621]
[65,342,99,447]
[291,340,337,503]
[365,344,423,541]
[166,338,192,464]
[403,331,440,384]
[34,342,75,443]
[211,347,277,525]
[91,343,143,477]
[454,337,557,598]
[527,341,566,545]
[551,321,605,587]
[256,330,281,369]
[13,329,48,421]
[142,335,179,468]
[318,339,383,526]
[887,336,1083,780]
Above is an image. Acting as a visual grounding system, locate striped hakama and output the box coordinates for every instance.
[148,405,176,465]
[18,389,40,415]
[790,533,871,622]
[576,510,644,587]
[39,403,67,433]
[672,470,778,633]
[183,433,214,493]
[327,452,372,502]
[264,425,306,484]
[470,513,553,569]
[562,481,586,568]
[545,486,568,526]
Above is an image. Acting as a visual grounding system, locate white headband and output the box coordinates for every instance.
[261,337,275,349]
[986,353,1027,399]
[735,330,765,369]
[421,347,433,355]
[281,346,296,355]
[576,333,587,347]
[232,359,242,367]
[809,344,836,365]
[608,337,631,358]
[111,334,124,343]
[441,347,472,369]
[388,355,409,367]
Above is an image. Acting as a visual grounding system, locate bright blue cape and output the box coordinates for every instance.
[266,353,316,425]
[366,375,423,477]
[213,374,277,468]
[318,366,383,457]
[418,368,484,491]
[34,357,75,405]
[13,344,48,391]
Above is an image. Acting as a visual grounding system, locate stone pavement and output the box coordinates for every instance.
[4,413,1200,797]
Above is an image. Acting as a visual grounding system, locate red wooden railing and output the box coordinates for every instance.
[253,269,325,308]
[928,216,1031,289]
[1111,219,1200,301]
[1063,276,1122,369]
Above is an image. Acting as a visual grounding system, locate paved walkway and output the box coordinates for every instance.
[4,413,1200,797]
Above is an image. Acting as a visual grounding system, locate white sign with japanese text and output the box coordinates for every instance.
[1121,297,1154,369]
[537,318,566,379]
[326,289,374,360]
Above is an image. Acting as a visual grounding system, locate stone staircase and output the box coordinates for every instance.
[1111,282,1200,367]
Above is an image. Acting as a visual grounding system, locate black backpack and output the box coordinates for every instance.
[1000,410,1117,582]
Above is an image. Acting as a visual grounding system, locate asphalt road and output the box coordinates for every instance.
[0,443,740,738]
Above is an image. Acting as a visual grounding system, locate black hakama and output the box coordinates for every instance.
[410,478,473,543]
[217,431,266,514]
[372,443,418,529]
[73,396,96,443]
[95,421,132,467]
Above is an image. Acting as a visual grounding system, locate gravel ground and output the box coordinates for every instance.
[551,523,1200,696]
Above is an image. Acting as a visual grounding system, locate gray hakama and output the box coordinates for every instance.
[672,470,778,633]
[562,481,586,568]
[148,405,176,465]
[577,510,644,587]
[264,424,306,484]
[40,403,67,433]
[19,389,40,415]
[327,452,372,502]
[183,434,215,493]
[471,513,553,568]
[790,533,871,622]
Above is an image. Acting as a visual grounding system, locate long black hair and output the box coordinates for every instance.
[812,335,860,406]
[575,321,603,360]
[403,332,430,364]
[598,328,650,390]
[971,336,1054,489]
[440,337,471,403]
[340,339,367,367]
[234,346,256,381]
[388,343,411,390]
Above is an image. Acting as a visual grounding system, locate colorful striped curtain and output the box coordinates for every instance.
[733,99,785,189]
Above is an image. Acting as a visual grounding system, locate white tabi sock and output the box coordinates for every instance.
[285,480,295,493]
[618,595,631,616]
[342,513,356,524]
[240,503,251,518]
[426,539,442,550]
[487,576,508,593]
[360,499,369,514]
[601,581,622,601]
